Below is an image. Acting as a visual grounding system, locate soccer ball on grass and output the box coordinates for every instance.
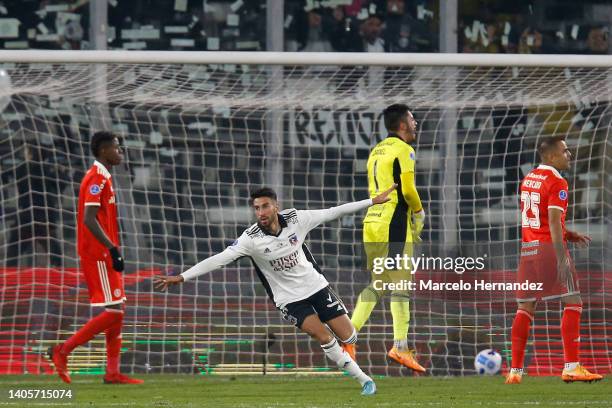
[474,349,502,375]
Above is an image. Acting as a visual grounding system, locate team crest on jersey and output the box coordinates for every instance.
[288,233,298,246]
[89,184,101,195]
[559,190,568,200]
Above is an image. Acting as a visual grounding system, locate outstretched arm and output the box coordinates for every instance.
[154,248,241,291]
[299,184,397,231]
[154,235,251,291]
[154,248,242,291]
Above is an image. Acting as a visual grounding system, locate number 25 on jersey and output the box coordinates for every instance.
[521,191,540,228]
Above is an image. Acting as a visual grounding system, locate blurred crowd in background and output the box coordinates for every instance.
[0,0,609,54]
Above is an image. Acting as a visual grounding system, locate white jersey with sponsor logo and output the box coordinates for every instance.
[181,200,372,308]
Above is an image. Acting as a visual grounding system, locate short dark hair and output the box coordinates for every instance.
[383,103,411,132]
[537,135,566,158]
[90,131,117,157]
[249,187,277,205]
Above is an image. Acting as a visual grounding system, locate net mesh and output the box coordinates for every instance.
[0,60,610,376]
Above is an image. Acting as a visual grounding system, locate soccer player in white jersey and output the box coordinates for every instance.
[154,185,397,396]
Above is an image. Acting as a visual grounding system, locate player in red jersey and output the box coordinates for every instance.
[48,131,143,385]
[506,135,602,384]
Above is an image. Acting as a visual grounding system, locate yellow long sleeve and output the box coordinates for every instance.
[400,172,422,213]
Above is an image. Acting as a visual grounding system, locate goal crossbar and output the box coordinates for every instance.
[0,50,611,68]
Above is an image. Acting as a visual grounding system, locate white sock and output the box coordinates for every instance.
[565,362,579,371]
[509,368,523,375]
[394,339,408,350]
[321,338,371,386]
[342,329,357,345]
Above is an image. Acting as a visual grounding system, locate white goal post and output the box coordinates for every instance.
[0,50,610,377]
[1,50,611,66]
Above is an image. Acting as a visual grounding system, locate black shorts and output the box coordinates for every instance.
[280,286,348,329]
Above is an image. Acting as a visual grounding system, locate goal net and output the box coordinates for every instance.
[0,51,610,377]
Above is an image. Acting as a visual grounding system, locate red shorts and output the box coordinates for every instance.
[80,255,126,306]
[516,243,579,302]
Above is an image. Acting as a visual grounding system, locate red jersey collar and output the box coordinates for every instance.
[93,160,112,179]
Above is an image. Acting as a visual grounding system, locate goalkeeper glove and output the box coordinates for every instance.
[412,209,425,242]
[109,247,125,272]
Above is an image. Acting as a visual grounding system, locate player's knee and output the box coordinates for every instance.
[340,328,357,345]
[390,290,410,301]
[562,295,582,307]
[315,332,334,345]
[105,303,124,316]
[517,301,536,315]
[359,285,383,303]
[302,318,333,344]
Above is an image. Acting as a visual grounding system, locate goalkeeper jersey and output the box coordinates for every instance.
[181,199,372,308]
[364,135,422,226]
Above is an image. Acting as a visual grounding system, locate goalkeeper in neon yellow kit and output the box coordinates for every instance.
[344,104,426,373]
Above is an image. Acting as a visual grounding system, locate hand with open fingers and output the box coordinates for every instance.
[372,184,397,205]
[565,230,591,248]
[154,274,184,292]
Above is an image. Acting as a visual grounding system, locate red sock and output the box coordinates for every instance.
[561,304,582,363]
[511,309,533,369]
[61,310,122,355]
[105,310,124,375]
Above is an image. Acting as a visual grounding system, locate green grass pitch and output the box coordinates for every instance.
[0,374,609,407]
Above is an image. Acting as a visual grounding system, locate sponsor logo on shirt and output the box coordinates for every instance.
[270,251,299,272]
[559,190,568,200]
[409,152,415,160]
[89,184,101,195]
